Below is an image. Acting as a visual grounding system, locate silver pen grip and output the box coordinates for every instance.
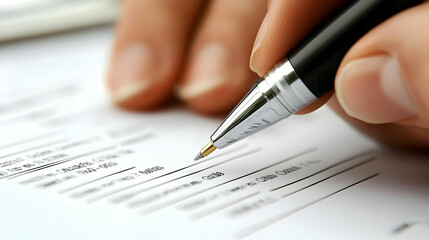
[210,59,317,149]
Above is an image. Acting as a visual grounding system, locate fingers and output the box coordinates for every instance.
[335,2,429,128]
[328,97,429,151]
[107,0,202,109]
[178,0,266,114]
[249,0,346,114]
[249,0,346,76]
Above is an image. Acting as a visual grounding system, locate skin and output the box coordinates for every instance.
[107,0,429,151]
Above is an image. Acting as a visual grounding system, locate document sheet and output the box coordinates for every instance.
[0,27,428,240]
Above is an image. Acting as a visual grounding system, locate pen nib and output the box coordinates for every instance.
[194,153,204,161]
[194,142,216,161]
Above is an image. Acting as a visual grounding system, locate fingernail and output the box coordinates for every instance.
[336,55,418,123]
[109,44,156,103]
[250,13,269,73]
[178,43,231,99]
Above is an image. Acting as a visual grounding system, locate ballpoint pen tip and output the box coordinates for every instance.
[194,142,216,161]
[194,153,204,161]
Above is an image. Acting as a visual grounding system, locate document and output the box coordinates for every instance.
[0,27,428,240]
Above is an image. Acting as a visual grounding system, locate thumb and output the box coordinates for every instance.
[335,2,429,128]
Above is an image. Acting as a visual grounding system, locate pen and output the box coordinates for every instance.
[194,0,422,161]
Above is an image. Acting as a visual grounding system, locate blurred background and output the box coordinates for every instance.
[0,0,119,42]
[0,0,122,127]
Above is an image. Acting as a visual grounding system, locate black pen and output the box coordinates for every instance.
[194,0,422,160]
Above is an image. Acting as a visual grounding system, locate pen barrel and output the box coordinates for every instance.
[288,0,422,98]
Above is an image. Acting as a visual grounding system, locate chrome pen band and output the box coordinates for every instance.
[210,59,317,149]
[263,59,318,112]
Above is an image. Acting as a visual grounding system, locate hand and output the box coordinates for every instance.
[107,0,266,113]
[107,0,429,150]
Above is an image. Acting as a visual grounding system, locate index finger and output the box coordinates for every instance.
[249,0,346,114]
[250,0,346,76]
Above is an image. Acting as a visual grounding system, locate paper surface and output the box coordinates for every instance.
[0,27,428,240]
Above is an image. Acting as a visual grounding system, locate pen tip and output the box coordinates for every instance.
[194,142,217,161]
[194,153,204,161]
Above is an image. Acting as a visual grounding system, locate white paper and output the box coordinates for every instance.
[0,27,428,240]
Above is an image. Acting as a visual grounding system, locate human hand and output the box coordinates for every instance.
[107,0,266,113]
[107,0,429,149]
